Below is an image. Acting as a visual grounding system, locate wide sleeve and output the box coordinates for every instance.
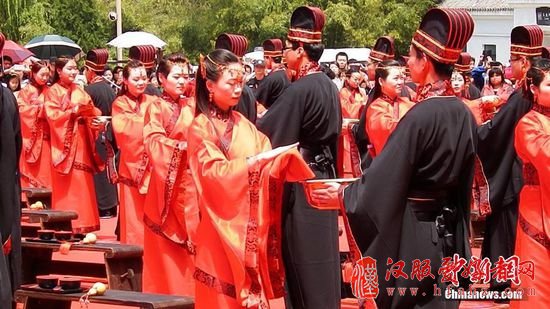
[514,114,550,238]
[188,118,256,217]
[462,99,483,125]
[112,97,146,142]
[365,100,399,155]
[257,86,303,147]
[477,90,532,207]
[44,87,79,172]
[143,100,187,214]
[17,89,45,163]
[343,111,420,256]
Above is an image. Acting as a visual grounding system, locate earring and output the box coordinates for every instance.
[208,92,213,103]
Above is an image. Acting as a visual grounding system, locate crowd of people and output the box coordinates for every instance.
[0,4,549,309]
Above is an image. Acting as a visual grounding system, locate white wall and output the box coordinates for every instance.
[466,14,514,65]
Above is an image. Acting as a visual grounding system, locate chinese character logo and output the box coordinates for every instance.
[351,256,379,299]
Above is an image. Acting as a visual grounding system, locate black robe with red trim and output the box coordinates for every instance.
[0,84,22,308]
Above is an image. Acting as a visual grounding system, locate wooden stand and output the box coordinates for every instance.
[21,240,143,291]
[15,288,194,309]
[21,209,78,237]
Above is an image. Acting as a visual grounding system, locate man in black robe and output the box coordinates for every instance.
[311,8,477,309]
[215,33,257,123]
[83,48,119,218]
[478,25,543,293]
[0,31,22,309]
[256,39,290,110]
[257,6,342,309]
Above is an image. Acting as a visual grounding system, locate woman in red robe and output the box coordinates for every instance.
[451,70,495,217]
[142,53,198,295]
[365,60,414,157]
[18,61,52,190]
[188,49,314,308]
[511,59,550,308]
[44,56,103,234]
[112,60,156,245]
[337,67,367,178]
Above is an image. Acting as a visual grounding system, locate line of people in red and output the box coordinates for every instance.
[3,4,549,309]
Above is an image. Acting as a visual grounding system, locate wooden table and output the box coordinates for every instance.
[15,288,194,309]
[22,240,143,291]
[21,209,78,237]
[22,188,52,208]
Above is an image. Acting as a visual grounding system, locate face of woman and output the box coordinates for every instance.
[209,63,244,110]
[348,72,362,89]
[451,72,465,94]
[124,67,148,97]
[115,70,123,84]
[34,67,50,87]
[161,64,189,99]
[407,45,427,84]
[8,77,19,91]
[103,70,113,81]
[58,60,79,85]
[532,72,550,107]
[490,74,503,87]
[380,67,404,98]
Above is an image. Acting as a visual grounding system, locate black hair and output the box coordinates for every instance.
[524,58,550,102]
[52,55,74,84]
[412,45,454,79]
[4,74,21,92]
[1,55,13,63]
[194,49,240,116]
[320,63,335,79]
[372,60,401,101]
[290,41,325,62]
[488,67,504,87]
[156,53,189,85]
[335,52,348,61]
[113,65,123,74]
[118,59,145,96]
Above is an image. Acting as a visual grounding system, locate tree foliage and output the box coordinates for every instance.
[1,0,437,61]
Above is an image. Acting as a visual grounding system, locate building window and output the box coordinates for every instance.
[536,7,550,26]
[483,44,496,61]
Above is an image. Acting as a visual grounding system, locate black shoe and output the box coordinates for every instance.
[99,207,117,218]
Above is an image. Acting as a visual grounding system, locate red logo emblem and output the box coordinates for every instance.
[351,256,379,299]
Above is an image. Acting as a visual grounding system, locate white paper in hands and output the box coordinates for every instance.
[255,142,299,162]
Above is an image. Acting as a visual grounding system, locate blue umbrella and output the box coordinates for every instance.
[24,35,82,60]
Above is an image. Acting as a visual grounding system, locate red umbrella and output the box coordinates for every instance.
[2,40,34,63]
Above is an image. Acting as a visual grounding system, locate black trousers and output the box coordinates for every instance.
[282,182,341,309]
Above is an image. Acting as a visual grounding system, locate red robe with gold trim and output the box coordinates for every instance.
[142,94,198,295]
[18,83,51,189]
[337,87,366,178]
[188,111,314,308]
[511,107,550,308]
[365,95,414,157]
[44,83,102,233]
[112,94,156,245]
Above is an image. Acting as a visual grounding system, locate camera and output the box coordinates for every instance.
[108,12,117,21]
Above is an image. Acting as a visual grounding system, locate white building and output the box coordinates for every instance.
[440,0,550,65]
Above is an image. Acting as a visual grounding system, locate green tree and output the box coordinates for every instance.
[0,0,34,42]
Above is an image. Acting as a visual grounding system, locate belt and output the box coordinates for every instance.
[407,189,449,222]
[2,236,12,256]
[299,145,335,174]
[408,199,442,222]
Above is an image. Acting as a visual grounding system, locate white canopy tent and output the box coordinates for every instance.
[244,47,371,65]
